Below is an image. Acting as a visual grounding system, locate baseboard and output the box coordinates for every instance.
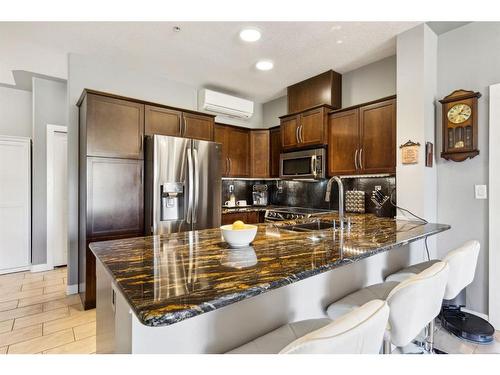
[30,263,54,273]
[66,284,78,295]
[0,265,31,275]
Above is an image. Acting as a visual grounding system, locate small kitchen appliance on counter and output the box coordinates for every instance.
[252,184,268,206]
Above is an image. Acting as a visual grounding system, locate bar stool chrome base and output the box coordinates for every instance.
[441,305,495,344]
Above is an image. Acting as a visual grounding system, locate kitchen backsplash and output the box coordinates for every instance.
[222,176,396,216]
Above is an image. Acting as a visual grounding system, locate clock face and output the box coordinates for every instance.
[447,103,472,124]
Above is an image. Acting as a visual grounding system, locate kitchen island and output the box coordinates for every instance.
[90,213,449,353]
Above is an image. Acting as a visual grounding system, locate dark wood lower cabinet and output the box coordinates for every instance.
[221,211,262,225]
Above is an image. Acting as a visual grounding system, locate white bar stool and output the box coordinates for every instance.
[326,262,449,354]
[227,300,389,354]
[386,240,494,345]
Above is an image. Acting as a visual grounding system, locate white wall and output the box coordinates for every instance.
[31,77,67,266]
[261,56,397,127]
[396,24,438,263]
[0,87,32,137]
[436,22,500,314]
[262,96,288,127]
[342,55,397,108]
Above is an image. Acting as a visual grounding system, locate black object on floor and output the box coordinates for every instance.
[441,306,495,344]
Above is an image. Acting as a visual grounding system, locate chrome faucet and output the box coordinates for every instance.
[325,176,345,229]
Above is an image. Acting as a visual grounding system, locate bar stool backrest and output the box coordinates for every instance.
[442,240,480,300]
[280,299,390,354]
[386,261,449,347]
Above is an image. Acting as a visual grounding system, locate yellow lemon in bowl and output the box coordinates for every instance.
[232,220,246,230]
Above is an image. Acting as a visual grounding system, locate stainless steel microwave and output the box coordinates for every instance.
[279,148,326,180]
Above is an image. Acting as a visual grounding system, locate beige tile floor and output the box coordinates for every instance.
[0,267,96,354]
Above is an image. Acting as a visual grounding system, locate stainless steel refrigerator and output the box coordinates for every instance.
[145,135,221,235]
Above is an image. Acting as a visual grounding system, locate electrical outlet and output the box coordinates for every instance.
[475,184,487,199]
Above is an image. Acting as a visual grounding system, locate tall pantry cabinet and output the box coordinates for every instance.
[78,91,145,309]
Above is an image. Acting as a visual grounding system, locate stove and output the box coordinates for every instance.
[264,206,332,222]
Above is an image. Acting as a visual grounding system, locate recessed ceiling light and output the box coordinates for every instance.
[336,40,343,44]
[240,28,261,42]
[331,25,342,31]
[255,60,274,71]
[173,26,181,32]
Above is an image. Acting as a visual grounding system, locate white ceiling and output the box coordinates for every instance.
[0,22,420,102]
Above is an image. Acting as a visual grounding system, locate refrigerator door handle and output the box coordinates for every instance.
[193,148,199,224]
[186,150,194,224]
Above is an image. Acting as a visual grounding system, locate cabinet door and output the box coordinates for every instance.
[269,127,281,177]
[214,124,229,176]
[144,105,182,137]
[250,130,270,178]
[182,113,214,141]
[281,115,300,150]
[300,107,326,147]
[328,109,360,176]
[359,99,396,174]
[87,94,144,159]
[227,127,250,177]
[245,211,260,224]
[86,157,144,239]
[221,212,248,225]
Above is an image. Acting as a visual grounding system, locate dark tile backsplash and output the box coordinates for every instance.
[222,176,396,216]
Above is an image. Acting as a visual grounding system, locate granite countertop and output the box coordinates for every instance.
[90,213,450,327]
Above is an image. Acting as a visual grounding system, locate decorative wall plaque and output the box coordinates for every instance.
[400,140,420,165]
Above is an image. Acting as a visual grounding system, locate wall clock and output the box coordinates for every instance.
[439,89,481,162]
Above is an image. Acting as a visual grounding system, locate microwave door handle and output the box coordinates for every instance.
[186,150,194,224]
[193,148,199,224]
[311,155,317,178]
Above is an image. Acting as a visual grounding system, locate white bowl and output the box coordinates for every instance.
[220,224,258,248]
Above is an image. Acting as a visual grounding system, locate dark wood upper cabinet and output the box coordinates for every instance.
[280,115,300,149]
[287,70,342,113]
[250,130,270,178]
[144,105,182,137]
[86,94,144,159]
[182,112,214,141]
[280,105,329,151]
[145,105,214,141]
[359,99,396,174]
[269,127,281,177]
[86,157,144,239]
[328,97,396,176]
[328,109,360,176]
[214,123,250,177]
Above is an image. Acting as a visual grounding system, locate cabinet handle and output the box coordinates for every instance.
[354,149,359,170]
[295,126,300,144]
[179,118,183,135]
[300,125,304,143]
[359,148,363,170]
[182,116,186,136]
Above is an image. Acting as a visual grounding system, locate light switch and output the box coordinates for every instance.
[475,184,487,199]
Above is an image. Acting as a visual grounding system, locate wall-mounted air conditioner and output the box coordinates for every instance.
[199,89,254,119]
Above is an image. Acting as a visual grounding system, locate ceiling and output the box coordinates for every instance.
[426,21,470,35]
[0,22,420,102]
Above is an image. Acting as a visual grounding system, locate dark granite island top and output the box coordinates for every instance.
[90,213,450,328]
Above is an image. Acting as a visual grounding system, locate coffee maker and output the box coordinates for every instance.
[252,184,268,206]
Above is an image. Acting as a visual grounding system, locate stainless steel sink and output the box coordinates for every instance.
[279,219,351,232]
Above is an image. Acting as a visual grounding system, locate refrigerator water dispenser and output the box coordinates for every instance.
[160,182,184,221]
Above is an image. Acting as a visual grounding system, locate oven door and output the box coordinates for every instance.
[279,148,325,179]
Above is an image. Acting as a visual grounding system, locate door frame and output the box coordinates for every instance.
[46,124,68,271]
[489,83,500,327]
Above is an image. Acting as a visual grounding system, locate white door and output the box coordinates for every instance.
[0,136,31,274]
[49,130,68,267]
